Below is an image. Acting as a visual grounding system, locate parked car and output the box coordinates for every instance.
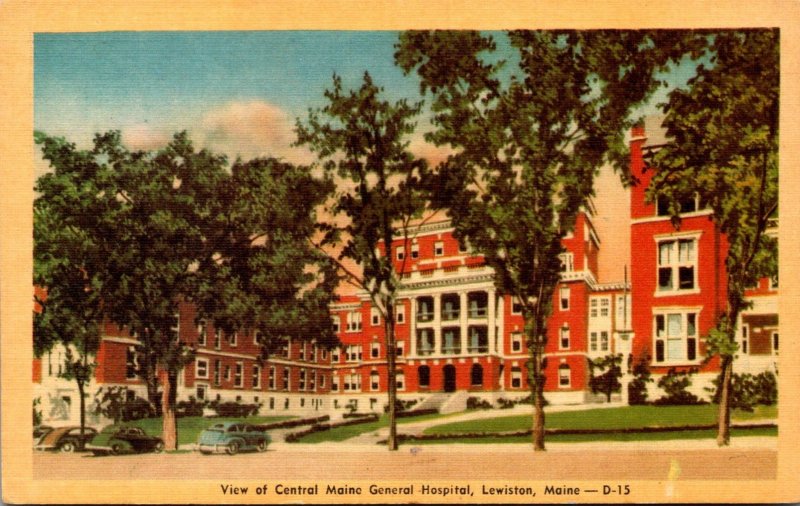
[86,425,164,455]
[33,425,53,441]
[197,422,270,455]
[34,426,98,452]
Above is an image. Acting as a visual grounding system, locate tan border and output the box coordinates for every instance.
[2,0,799,503]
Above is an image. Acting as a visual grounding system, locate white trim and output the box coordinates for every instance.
[632,209,713,225]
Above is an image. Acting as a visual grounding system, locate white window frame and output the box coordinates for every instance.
[197,320,207,346]
[396,341,405,357]
[655,233,701,296]
[559,286,570,311]
[252,364,261,389]
[371,341,380,359]
[653,308,701,365]
[234,361,243,388]
[511,332,523,353]
[434,241,444,257]
[299,369,306,391]
[214,328,222,350]
[396,305,405,324]
[590,332,598,352]
[558,364,571,388]
[346,311,362,332]
[411,243,419,259]
[268,366,276,390]
[332,375,340,392]
[590,299,598,318]
[195,358,209,379]
[396,372,405,391]
[332,316,341,333]
[559,252,574,272]
[559,326,570,350]
[229,331,238,348]
[214,359,221,386]
[511,367,522,389]
[396,245,405,261]
[600,297,610,317]
[370,371,380,391]
[600,331,609,352]
[282,367,290,391]
[371,307,381,326]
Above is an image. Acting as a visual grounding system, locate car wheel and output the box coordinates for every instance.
[256,439,268,452]
[226,440,240,455]
[59,441,76,453]
[110,443,123,455]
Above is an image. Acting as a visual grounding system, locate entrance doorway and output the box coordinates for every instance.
[443,365,456,392]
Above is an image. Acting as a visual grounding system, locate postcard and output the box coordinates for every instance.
[2,1,799,504]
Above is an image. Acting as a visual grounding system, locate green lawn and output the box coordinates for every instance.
[113,415,295,446]
[295,412,457,443]
[409,426,778,445]
[424,404,777,435]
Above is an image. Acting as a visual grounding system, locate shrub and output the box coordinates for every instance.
[210,401,261,417]
[467,397,493,410]
[383,398,419,413]
[496,394,546,409]
[122,397,156,421]
[176,397,206,417]
[33,397,43,426]
[628,354,652,405]
[588,354,623,402]
[707,370,778,411]
[653,368,705,405]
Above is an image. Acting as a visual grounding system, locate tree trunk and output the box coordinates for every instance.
[531,342,546,451]
[716,355,733,446]
[385,302,398,451]
[77,380,86,436]
[161,370,178,451]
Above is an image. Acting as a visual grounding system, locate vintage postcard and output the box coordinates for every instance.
[2,1,799,504]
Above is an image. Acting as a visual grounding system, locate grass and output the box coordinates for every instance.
[423,404,777,435]
[295,412,457,443]
[408,426,778,445]
[113,415,295,446]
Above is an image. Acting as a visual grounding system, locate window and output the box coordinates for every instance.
[468,291,488,318]
[396,245,405,260]
[658,238,697,292]
[299,369,306,390]
[468,326,488,353]
[370,371,380,391]
[331,347,340,363]
[511,299,523,315]
[310,345,317,362]
[224,365,231,382]
[195,359,208,379]
[411,243,419,259]
[418,366,430,387]
[441,294,460,321]
[471,364,483,386]
[590,332,598,352]
[371,341,380,359]
[657,194,698,216]
[282,368,290,391]
[332,375,340,392]
[281,338,290,358]
[772,331,779,354]
[416,329,434,356]
[741,325,749,354]
[434,241,444,256]
[346,345,362,362]
[196,384,207,401]
[442,328,460,354]
[558,364,571,388]
[371,307,380,326]
[770,274,779,290]
[318,373,325,389]
[654,312,698,363]
[590,299,598,318]
[600,298,610,317]
[253,330,261,346]
[396,372,405,391]
[511,367,522,388]
[125,346,138,379]
[214,359,221,386]
[229,332,238,347]
[197,321,207,346]
[396,341,405,357]
[299,342,306,361]
[559,286,570,310]
[332,316,341,333]
[396,305,405,324]
[559,327,570,350]
[234,362,243,388]
[559,252,574,272]
[309,370,316,391]
[346,311,362,332]
[416,296,434,322]
[600,331,609,352]
[345,373,361,392]
[214,329,222,350]
[268,366,276,390]
[170,313,180,341]
[252,365,261,389]
[511,332,523,352]
[458,240,468,253]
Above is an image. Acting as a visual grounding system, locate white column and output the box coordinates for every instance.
[495,294,504,354]
[459,292,468,354]
[487,288,496,354]
[433,293,442,354]
[409,297,417,356]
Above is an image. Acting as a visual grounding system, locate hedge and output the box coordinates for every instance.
[285,414,380,442]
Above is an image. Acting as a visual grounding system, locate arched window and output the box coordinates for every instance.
[418,365,430,387]
[470,363,483,386]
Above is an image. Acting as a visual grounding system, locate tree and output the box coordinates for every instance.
[646,29,778,445]
[395,30,690,450]
[34,132,120,437]
[295,72,428,450]
[35,131,339,451]
[588,354,623,402]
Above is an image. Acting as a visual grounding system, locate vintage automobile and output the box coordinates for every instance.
[33,425,53,441]
[34,426,98,452]
[197,422,270,455]
[85,425,164,455]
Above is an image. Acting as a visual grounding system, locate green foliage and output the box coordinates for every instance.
[627,354,653,405]
[708,371,777,412]
[33,397,43,426]
[209,401,262,418]
[588,354,623,402]
[466,397,493,410]
[92,386,155,424]
[654,368,705,406]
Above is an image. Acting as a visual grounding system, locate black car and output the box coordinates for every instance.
[85,426,165,455]
[34,426,98,452]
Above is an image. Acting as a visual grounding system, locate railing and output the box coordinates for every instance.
[441,345,461,354]
[441,309,460,321]
[468,308,487,318]
[467,345,489,353]
[416,311,434,323]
